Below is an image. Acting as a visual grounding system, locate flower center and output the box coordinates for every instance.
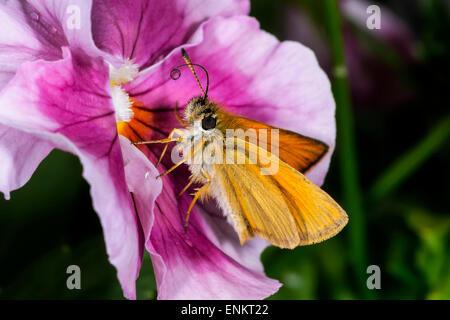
[111,86,134,123]
[109,60,139,123]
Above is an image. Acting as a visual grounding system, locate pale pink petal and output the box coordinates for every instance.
[0,48,142,299]
[0,0,101,90]
[119,135,162,247]
[91,0,249,69]
[0,0,105,200]
[149,179,281,300]
[0,125,52,200]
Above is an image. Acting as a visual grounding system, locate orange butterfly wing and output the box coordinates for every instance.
[211,138,347,248]
[216,110,329,173]
[207,110,346,248]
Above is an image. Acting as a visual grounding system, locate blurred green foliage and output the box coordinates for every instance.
[0,0,449,299]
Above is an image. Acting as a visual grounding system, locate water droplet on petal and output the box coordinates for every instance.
[145,171,150,179]
[50,26,58,34]
[30,11,40,21]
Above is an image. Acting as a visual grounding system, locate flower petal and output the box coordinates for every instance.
[125,16,335,185]
[0,125,52,200]
[91,0,250,69]
[149,180,281,300]
[0,0,101,90]
[0,48,142,299]
[119,135,162,250]
[195,201,273,274]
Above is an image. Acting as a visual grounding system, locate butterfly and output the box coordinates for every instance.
[134,48,348,249]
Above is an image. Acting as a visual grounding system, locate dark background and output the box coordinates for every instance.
[0,0,449,299]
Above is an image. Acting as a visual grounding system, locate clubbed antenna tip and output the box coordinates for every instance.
[181,48,188,58]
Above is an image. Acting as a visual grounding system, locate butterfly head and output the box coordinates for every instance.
[184,96,218,131]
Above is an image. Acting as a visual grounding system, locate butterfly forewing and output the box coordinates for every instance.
[216,110,329,173]
[210,132,347,249]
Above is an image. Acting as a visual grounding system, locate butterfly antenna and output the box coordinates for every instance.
[170,49,210,100]
[181,48,206,97]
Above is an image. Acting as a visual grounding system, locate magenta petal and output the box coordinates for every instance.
[126,16,335,186]
[119,133,280,299]
[148,180,281,300]
[0,125,53,200]
[118,140,279,299]
[0,0,101,90]
[91,0,249,69]
[0,48,142,299]
[196,203,272,274]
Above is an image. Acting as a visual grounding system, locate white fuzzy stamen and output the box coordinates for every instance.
[109,59,139,85]
[109,60,139,123]
[111,85,134,123]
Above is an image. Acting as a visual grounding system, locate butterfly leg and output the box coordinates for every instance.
[177,179,194,199]
[184,182,209,234]
[157,158,187,179]
[132,128,184,145]
[184,168,211,233]
[132,128,184,167]
[177,166,212,199]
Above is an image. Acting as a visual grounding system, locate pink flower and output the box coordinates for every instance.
[0,0,335,299]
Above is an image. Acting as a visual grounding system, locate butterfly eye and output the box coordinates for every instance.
[201,115,216,130]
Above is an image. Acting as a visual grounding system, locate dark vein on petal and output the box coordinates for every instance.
[129,9,145,60]
[133,105,176,113]
[54,111,114,132]
[127,123,147,144]
[99,133,118,159]
[19,0,68,51]
[139,16,183,70]
[129,76,172,97]
[101,0,126,58]
[133,117,169,137]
